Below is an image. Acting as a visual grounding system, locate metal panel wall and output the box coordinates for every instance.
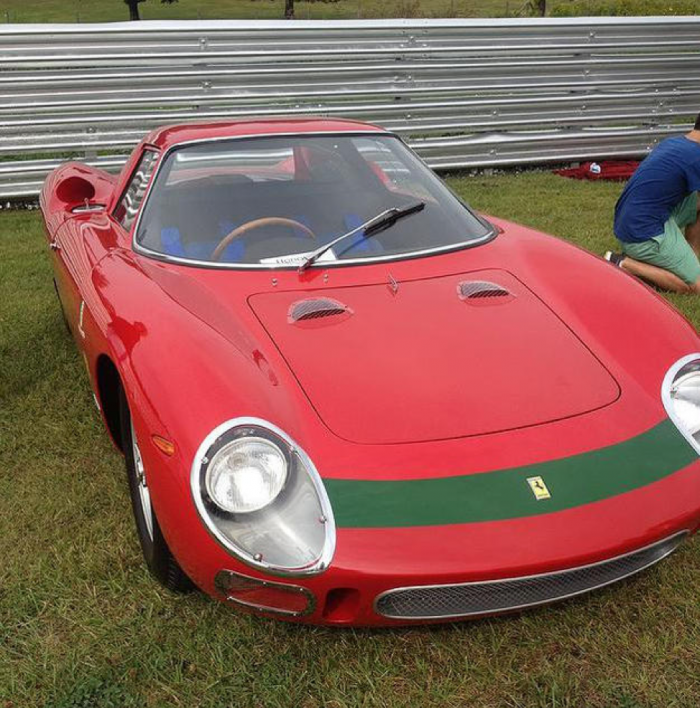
[1,17,698,198]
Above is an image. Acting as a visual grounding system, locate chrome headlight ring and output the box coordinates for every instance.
[662,353,700,456]
[190,417,336,577]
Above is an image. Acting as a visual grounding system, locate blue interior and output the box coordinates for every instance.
[159,213,382,263]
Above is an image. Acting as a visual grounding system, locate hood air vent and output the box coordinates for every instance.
[288,298,353,326]
[458,280,514,305]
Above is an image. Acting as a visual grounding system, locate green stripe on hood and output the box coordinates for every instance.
[324,419,697,528]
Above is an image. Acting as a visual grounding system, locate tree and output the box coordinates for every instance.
[123,0,179,21]
[285,0,294,18]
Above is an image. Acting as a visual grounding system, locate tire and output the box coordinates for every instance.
[119,387,194,593]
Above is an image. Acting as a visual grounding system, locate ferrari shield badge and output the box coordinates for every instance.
[526,476,551,501]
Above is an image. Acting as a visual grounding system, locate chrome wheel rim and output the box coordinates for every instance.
[131,419,154,541]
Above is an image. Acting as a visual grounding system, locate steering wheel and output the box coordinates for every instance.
[212,217,318,261]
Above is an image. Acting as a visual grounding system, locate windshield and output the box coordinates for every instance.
[134,134,491,268]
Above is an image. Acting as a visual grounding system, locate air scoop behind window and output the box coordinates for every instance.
[288,298,353,327]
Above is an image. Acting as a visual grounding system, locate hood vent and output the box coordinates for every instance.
[458,280,514,305]
[288,298,352,326]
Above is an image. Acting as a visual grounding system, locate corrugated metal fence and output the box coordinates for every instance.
[1,17,699,199]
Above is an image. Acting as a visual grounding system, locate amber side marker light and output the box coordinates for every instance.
[152,435,176,456]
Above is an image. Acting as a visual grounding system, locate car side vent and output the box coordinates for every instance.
[458,280,514,305]
[288,298,353,325]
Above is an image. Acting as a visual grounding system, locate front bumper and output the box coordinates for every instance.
[200,457,700,625]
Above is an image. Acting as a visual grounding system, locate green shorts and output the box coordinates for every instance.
[620,192,700,285]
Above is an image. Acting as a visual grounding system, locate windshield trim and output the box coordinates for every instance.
[131,131,497,270]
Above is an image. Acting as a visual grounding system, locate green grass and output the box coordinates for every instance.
[0,0,518,22]
[1,170,700,708]
[5,0,700,22]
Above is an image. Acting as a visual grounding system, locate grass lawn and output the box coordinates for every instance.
[5,0,700,22]
[1,0,525,22]
[1,170,700,707]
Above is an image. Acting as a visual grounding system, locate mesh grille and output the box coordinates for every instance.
[288,298,350,323]
[375,533,686,619]
[458,280,512,301]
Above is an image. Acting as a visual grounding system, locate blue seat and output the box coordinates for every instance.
[160,227,186,258]
[338,214,383,255]
[159,215,381,262]
[160,222,245,262]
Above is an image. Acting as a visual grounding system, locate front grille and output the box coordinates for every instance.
[375,532,687,620]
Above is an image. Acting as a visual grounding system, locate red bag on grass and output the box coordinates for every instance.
[554,160,640,182]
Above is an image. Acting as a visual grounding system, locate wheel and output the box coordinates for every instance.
[119,387,194,593]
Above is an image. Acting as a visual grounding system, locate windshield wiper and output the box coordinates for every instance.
[298,201,425,273]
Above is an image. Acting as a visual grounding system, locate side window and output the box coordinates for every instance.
[114,150,159,232]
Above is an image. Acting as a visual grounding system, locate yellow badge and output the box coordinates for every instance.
[526,476,551,501]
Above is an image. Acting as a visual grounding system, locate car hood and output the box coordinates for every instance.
[249,269,620,444]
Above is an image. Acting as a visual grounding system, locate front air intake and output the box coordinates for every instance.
[288,298,352,325]
[374,532,687,620]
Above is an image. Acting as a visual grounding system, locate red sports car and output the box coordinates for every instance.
[41,118,700,625]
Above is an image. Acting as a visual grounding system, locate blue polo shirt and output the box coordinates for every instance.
[614,136,700,243]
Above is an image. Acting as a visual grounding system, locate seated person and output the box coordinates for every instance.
[605,113,700,293]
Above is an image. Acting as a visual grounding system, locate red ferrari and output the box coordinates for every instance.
[41,118,700,625]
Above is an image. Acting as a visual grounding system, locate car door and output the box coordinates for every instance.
[55,211,120,342]
[55,148,159,345]
[49,218,77,334]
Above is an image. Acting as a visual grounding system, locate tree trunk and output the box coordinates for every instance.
[125,0,141,21]
[537,0,546,15]
[284,0,295,19]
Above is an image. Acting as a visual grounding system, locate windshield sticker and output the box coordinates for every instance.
[260,250,337,267]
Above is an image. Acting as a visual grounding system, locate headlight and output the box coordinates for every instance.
[205,437,287,514]
[662,354,700,453]
[191,418,335,576]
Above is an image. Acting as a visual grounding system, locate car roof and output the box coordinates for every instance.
[144,118,387,151]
